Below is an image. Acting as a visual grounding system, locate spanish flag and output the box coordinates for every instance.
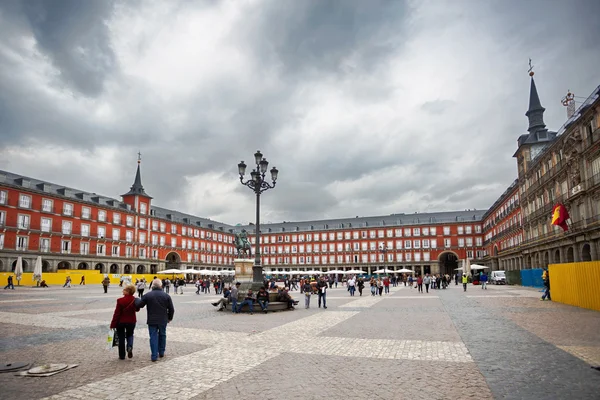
[551,204,570,231]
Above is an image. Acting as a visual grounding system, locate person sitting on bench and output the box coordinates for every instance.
[256,287,269,313]
[278,288,297,310]
[236,289,255,314]
[211,286,231,311]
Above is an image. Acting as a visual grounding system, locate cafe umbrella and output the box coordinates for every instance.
[14,256,24,286]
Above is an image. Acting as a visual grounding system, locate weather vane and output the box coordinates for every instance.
[137,151,142,164]
[528,58,534,76]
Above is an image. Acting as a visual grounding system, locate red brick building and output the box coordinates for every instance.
[481,180,523,270]
[0,162,486,276]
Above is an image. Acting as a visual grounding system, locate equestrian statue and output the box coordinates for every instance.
[234,229,252,258]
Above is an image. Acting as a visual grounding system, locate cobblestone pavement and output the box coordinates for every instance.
[0,283,599,399]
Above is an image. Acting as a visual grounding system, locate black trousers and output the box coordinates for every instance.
[116,323,136,359]
[103,285,108,293]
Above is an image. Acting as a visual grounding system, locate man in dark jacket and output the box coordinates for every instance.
[136,279,175,362]
[317,277,328,309]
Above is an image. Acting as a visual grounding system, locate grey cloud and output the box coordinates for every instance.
[21,0,117,97]
[239,0,409,77]
[421,100,455,114]
[1,0,600,225]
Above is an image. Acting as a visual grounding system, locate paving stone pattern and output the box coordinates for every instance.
[0,283,599,399]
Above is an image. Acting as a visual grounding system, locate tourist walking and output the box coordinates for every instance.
[462,274,468,292]
[541,271,551,301]
[4,275,14,290]
[102,275,110,294]
[480,272,488,290]
[80,276,85,285]
[377,278,384,296]
[423,274,431,293]
[178,278,185,294]
[347,276,356,296]
[110,284,139,360]
[417,275,423,293]
[136,279,146,297]
[135,279,175,362]
[63,276,71,288]
[317,277,327,309]
[383,276,390,294]
[164,278,171,294]
[303,280,312,308]
[357,278,364,296]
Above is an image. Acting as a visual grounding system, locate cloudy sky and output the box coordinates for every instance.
[1,0,599,225]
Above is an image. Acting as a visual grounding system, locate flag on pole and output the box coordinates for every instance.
[551,204,570,231]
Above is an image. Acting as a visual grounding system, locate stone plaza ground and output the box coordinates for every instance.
[0,281,599,400]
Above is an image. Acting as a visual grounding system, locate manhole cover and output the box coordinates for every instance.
[27,364,69,375]
[0,362,31,373]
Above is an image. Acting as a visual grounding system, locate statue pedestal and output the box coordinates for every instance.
[233,258,264,293]
[234,259,254,281]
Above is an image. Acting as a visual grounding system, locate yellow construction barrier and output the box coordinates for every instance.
[0,270,186,287]
[549,261,600,312]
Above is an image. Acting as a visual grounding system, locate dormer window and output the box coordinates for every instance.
[140,202,147,215]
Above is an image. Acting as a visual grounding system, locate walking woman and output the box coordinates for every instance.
[110,284,139,360]
[136,279,146,298]
[303,280,312,308]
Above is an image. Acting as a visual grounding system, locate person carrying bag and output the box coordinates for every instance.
[110,284,139,360]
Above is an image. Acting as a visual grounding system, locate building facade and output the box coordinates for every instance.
[515,77,600,269]
[481,180,523,271]
[0,162,486,275]
[2,75,598,276]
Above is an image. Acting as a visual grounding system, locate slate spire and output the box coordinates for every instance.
[525,71,546,133]
[123,153,151,197]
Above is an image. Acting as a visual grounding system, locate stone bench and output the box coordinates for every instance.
[225,292,296,313]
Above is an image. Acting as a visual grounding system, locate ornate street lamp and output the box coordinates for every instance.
[380,245,388,274]
[238,150,278,283]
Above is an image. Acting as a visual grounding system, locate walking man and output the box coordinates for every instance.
[462,274,468,292]
[347,276,356,296]
[102,275,110,294]
[541,270,551,301]
[136,279,174,362]
[317,277,328,309]
[4,275,14,290]
[480,272,488,290]
[423,273,431,293]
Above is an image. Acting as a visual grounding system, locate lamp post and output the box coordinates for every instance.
[380,245,388,273]
[238,151,278,284]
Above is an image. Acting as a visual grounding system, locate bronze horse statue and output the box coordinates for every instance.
[234,230,252,258]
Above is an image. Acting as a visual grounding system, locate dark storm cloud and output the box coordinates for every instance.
[240,0,408,76]
[1,0,599,224]
[20,0,117,97]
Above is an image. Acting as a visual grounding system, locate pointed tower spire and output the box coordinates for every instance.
[525,62,547,133]
[122,152,151,197]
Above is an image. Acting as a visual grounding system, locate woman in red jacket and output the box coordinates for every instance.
[110,284,139,360]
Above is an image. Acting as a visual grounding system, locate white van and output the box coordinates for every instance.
[491,270,506,285]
